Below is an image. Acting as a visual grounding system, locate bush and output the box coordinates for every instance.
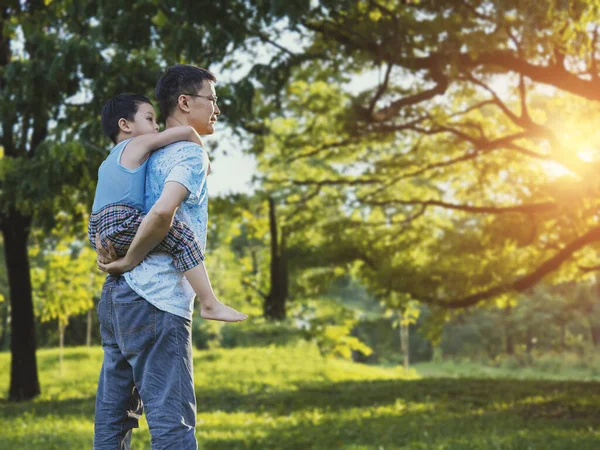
[293,299,372,360]
[220,319,303,348]
[192,317,223,350]
[352,318,433,365]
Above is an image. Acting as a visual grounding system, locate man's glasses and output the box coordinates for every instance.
[182,93,218,105]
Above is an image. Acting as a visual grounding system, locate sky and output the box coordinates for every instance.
[202,127,258,197]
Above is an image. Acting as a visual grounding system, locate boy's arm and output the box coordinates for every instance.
[120,126,204,169]
[97,181,189,275]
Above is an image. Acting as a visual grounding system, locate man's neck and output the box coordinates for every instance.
[165,115,188,129]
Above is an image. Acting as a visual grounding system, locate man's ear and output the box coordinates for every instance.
[117,118,131,133]
[177,94,191,113]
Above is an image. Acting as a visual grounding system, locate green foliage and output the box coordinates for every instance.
[220,318,303,348]
[295,299,373,359]
[439,282,600,360]
[30,231,103,328]
[353,317,434,365]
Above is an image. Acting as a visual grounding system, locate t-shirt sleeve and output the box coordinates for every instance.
[164,144,208,204]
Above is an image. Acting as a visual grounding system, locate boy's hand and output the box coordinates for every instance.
[95,233,127,275]
[98,257,135,276]
[95,234,136,276]
[96,233,118,264]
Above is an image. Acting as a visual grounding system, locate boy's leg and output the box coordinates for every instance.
[156,219,247,322]
[94,277,140,450]
[154,217,204,272]
[109,276,198,449]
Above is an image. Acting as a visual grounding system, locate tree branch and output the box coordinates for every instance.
[364,199,558,214]
[591,25,599,81]
[284,139,352,164]
[426,224,600,308]
[461,50,600,102]
[241,280,268,300]
[368,62,393,119]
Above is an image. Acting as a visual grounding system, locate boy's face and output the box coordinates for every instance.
[124,102,159,136]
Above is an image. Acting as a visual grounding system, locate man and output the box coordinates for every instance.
[93,64,220,449]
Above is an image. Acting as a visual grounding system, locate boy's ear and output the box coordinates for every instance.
[117,118,131,133]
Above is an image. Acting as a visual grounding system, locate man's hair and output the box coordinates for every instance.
[155,65,216,118]
[101,93,152,144]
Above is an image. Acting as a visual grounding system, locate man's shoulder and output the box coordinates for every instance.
[148,141,205,167]
[156,141,204,155]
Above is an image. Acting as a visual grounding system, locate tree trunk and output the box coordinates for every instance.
[264,197,287,320]
[504,305,514,355]
[246,248,258,304]
[59,321,65,375]
[526,326,533,353]
[86,308,92,347]
[525,325,534,365]
[589,319,600,347]
[399,311,410,369]
[0,301,9,350]
[2,209,40,401]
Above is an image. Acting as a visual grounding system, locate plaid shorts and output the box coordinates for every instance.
[88,203,204,272]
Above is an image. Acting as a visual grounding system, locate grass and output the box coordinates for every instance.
[413,359,600,381]
[1,344,600,449]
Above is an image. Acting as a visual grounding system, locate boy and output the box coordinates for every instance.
[89,93,247,323]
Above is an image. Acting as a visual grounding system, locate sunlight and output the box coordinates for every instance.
[577,148,597,162]
[540,145,598,178]
[541,161,573,178]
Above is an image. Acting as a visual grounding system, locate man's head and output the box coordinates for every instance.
[155,64,220,135]
[101,94,159,144]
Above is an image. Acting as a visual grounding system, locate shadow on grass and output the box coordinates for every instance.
[0,430,93,450]
[0,396,96,419]
[3,378,598,420]
[195,378,600,417]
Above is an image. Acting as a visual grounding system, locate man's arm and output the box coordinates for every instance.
[97,181,189,274]
[120,126,204,169]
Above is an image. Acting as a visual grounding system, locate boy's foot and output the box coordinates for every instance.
[201,301,248,322]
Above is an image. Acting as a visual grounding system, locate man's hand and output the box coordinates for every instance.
[96,234,132,276]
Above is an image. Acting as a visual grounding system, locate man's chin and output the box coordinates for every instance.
[198,124,215,135]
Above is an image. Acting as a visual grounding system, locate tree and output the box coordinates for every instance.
[0,238,8,350]
[31,237,104,373]
[231,0,600,314]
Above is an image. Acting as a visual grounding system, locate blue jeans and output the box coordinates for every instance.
[94,276,197,449]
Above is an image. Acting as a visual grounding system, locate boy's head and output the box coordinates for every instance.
[101,93,159,144]
[155,64,219,135]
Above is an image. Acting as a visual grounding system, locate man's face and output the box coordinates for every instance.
[184,81,220,135]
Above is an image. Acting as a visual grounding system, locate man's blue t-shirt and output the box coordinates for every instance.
[124,140,209,320]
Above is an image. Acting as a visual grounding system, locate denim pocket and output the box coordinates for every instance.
[97,282,114,344]
[97,299,114,344]
[114,296,156,356]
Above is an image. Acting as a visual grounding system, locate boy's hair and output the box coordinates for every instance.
[155,65,216,118]
[101,93,152,144]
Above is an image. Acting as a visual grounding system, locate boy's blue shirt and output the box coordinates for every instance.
[91,138,145,213]
[124,140,209,320]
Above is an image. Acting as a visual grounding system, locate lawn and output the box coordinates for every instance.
[1,344,600,449]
